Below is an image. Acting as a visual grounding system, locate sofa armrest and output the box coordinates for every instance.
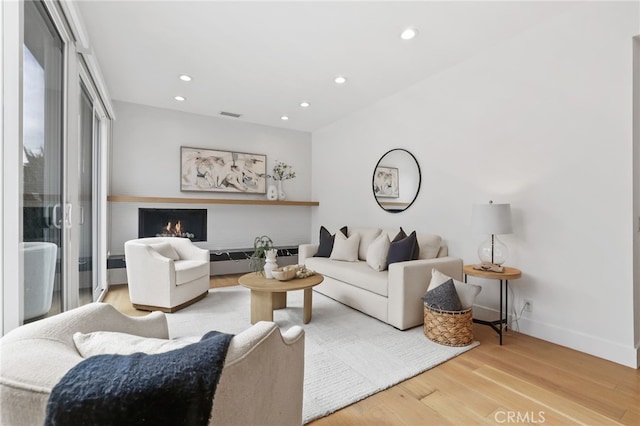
[298,244,319,264]
[211,322,305,426]
[387,256,463,330]
[125,245,175,304]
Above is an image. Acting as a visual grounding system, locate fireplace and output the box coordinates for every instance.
[138,208,207,242]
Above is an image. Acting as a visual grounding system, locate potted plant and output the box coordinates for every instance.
[268,161,296,200]
[249,235,275,274]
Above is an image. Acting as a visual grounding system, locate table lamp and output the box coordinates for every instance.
[471,201,513,266]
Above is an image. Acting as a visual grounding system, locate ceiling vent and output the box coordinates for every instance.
[219,111,242,118]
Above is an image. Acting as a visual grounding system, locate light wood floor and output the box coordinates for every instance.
[104,275,639,425]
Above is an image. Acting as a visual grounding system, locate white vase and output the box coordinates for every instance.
[266,184,278,200]
[277,180,286,201]
[263,249,278,279]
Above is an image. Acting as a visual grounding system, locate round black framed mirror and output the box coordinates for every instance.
[372,148,421,213]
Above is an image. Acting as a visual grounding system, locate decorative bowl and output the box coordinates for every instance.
[271,266,299,281]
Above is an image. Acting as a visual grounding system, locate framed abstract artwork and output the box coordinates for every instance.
[373,166,399,198]
[180,146,267,194]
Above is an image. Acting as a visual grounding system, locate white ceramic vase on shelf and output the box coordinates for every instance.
[263,249,278,279]
[266,184,278,201]
[277,180,286,201]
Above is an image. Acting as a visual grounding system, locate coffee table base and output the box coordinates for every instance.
[250,288,313,324]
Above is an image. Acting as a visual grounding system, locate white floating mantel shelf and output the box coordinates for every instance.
[107,195,319,207]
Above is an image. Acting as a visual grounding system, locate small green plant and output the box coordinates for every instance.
[249,235,274,273]
[268,161,296,181]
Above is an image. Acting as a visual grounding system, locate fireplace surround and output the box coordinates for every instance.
[138,208,207,242]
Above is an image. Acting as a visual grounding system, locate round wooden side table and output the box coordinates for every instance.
[463,265,522,345]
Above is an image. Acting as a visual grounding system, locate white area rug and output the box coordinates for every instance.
[166,286,479,424]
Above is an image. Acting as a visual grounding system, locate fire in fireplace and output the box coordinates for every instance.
[138,208,207,242]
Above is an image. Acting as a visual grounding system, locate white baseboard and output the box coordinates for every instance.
[473,304,638,369]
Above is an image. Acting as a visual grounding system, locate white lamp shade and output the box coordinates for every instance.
[471,203,513,235]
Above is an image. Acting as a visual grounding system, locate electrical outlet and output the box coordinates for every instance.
[523,299,533,313]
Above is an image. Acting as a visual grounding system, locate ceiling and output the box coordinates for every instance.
[77,1,570,133]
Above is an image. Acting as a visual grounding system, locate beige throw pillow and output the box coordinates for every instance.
[353,228,382,260]
[330,232,361,262]
[73,331,200,357]
[148,242,180,260]
[366,233,391,271]
[428,269,481,310]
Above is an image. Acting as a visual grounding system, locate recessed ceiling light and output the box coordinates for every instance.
[179,74,192,82]
[281,115,289,121]
[174,96,185,101]
[334,76,347,84]
[400,27,418,40]
[300,101,310,108]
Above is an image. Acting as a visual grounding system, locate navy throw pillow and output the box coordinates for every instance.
[315,226,348,257]
[400,227,420,260]
[391,228,407,243]
[422,279,463,311]
[387,231,417,265]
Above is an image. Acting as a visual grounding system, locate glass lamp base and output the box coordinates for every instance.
[477,235,508,266]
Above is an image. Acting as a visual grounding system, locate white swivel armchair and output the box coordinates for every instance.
[124,237,210,312]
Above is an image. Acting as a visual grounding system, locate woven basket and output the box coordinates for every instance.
[423,304,474,347]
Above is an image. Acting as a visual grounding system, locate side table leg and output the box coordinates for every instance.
[505,280,509,332]
[499,280,503,345]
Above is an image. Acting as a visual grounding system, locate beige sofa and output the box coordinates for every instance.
[0,303,304,426]
[300,227,463,330]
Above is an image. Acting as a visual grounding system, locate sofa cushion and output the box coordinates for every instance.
[74,331,200,357]
[348,227,382,260]
[315,226,348,258]
[148,242,180,260]
[429,269,481,310]
[330,232,361,262]
[387,231,418,265]
[422,279,463,311]
[417,233,441,259]
[174,260,209,285]
[366,233,390,271]
[305,257,389,297]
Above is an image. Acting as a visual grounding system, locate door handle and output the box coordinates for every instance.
[65,204,73,228]
[52,204,62,229]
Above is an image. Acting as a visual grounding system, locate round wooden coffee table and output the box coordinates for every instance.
[238,272,324,324]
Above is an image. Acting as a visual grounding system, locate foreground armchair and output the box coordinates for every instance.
[124,237,210,312]
[0,303,305,426]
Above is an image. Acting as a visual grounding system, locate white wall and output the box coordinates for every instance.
[109,101,312,255]
[312,2,639,367]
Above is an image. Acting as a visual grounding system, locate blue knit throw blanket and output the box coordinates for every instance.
[45,330,234,426]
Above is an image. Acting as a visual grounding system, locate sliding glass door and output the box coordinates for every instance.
[22,0,64,321]
[20,0,108,323]
[79,83,103,304]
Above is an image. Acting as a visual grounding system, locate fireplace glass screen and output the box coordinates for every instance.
[138,208,207,242]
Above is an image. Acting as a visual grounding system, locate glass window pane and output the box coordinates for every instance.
[22,0,64,322]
